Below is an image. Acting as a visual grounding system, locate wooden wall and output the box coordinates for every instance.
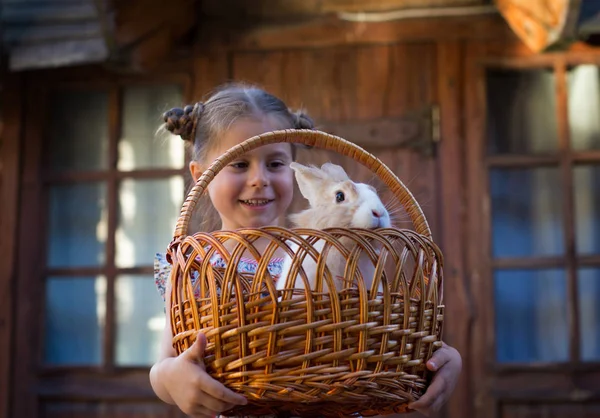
[0,10,533,418]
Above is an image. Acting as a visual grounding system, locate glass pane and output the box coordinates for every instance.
[116,177,184,267]
[490,168,564,258]
[48,91,109,171]
[494,269,568,363]
[579,268,600,361]
[486,68,558,155]
[118,85,185,170]
[115,275,165,366]
[44,276,106,365]
[568,65,600,151]
[574,165,600,255]
[47,183,107,268]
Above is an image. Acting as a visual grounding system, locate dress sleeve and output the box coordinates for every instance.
[154,252,172,302]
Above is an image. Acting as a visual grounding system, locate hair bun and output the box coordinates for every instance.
[163,103,204,141]
[291,109,315,130]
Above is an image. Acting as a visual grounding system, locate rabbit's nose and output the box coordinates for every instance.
[372,209,383,218]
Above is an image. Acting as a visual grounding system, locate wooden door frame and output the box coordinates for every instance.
[465,39,600,418]
[436,41,475,418]
[0,73,24,418]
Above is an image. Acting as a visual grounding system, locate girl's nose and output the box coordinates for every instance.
[249,165,269,188]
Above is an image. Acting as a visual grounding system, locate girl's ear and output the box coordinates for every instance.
[189,160,204,182]
[290,162,327,205]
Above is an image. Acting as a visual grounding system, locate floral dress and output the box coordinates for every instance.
[154,252,284,301]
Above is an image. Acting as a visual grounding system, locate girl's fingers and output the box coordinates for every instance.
[195,390,237,414]
[197,375,248,407]
[426,343,452,371]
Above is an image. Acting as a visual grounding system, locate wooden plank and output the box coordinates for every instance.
[319,115,432,149]
[486,154,560,167]
[226,14,515,51]
[201,0,489,20]
[102,87,120,372]
[491,256,564,269]
[41,400,175,418]
[464,40,497,418]
[501,402,600,418]
[555,59,580,364]
[436,40,473,418]
[0,73,23,418]
[12,78,46,418]
[355,45,391,119]
[192,51,231,101]
[37,373,157,400]
[43,168,187,183]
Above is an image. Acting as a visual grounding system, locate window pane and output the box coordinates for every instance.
[574,165,600,255]
[48,91,109,171]
[579,268,600,361]
[494,269,568,363]
[490,168,564,258]
[486,68,558,155]
[116,177,184,267]
[115,275,165,366]
[568,65,600,151]
[47,183,107,268]
[118,85,185,170]
[44,276,106,365]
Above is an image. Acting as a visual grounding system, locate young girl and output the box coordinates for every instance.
[150,83,462,418]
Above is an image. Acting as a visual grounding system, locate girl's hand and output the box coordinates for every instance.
[408,342,462,417]
[159,333,248,417]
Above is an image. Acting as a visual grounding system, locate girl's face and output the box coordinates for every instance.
[191,117,295,230]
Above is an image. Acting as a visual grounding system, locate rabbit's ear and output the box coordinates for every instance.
[320,163,349,182]
[290,162,328,204]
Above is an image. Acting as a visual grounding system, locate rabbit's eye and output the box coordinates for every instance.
[335,191,345,203]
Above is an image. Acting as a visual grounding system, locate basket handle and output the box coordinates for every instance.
[172,129,431,240]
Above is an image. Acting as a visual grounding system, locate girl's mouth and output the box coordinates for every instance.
[239,199,274,207]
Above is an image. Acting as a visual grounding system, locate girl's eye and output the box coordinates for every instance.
[335,191,345,203]
[230,162,248,169]
[268,161,286,169]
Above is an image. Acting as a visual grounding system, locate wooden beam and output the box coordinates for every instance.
[0,73,23,418]
[221,14,516,51]
[436,40,474,418]
[495,0,583,52]
[201,0,489,19]
[318,113,433,150]
[11,79,46,418]
[464,40,497,418]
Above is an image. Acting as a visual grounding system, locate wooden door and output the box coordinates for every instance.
[465,41,600,418]
[230,42,468,418]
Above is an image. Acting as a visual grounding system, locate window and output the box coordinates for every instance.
[43,84,186,367]
[486,65,600,364]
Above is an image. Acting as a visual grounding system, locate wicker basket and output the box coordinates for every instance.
[166,129,444,417]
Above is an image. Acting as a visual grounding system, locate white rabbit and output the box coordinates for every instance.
[276,162,391,298]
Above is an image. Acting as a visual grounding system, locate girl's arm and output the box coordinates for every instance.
[149,282,248,417]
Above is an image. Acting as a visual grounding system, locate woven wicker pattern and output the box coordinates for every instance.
[167,130,445,417]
